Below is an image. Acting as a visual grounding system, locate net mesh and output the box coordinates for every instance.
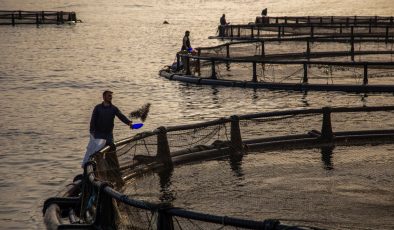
[184,39,394,86]
[86,107,394,229]
[167,123,230,153]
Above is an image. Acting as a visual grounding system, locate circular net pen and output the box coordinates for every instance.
[43,106,394,230]
[160,38,394,93]
[212,15,394,41]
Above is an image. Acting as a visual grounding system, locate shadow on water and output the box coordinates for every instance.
[321,145,335,170]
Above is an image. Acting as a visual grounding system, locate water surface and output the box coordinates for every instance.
[0,0,393,228]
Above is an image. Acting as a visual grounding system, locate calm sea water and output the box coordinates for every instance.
[0,0,393,229]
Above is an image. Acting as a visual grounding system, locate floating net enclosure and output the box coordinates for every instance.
[214,15,394,40]
[159,15,394,93]
[160,37,394,92]
[43,106,394,230]
[0,10,78,25]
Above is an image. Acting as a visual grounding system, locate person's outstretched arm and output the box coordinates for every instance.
[115,106,132,126]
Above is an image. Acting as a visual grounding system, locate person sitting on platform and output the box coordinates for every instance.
[261,8,268,17]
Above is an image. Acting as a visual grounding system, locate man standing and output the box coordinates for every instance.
[89,90,132,148]
[219,14,228,37]
[87,90,132,186]
[181,30,192,52]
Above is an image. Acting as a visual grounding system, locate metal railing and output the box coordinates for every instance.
[0,10,78,26]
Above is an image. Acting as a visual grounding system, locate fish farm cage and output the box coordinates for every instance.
[160,14,394,93]
[160,37,394,92]
[43,105,394,230]
[0,10,79,26]
[214,15,394,40]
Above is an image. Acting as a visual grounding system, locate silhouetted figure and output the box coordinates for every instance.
[181,30,192,52]
[88,90,133,187]
[219,14,228,37]
[256,8,269,24]
[262,8,268,16]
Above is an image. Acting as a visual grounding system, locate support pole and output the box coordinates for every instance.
[60,11,64,23]
[306,40,310,60]
[211,59,217,79]
[230,115,244,155]
[80,161,96,221]
[350,27,354,61]
[11,13,15,26]
[386,26,389,44]
[196,49,201,76]
[303,63,308,83]
[93,182,116,229]
[363,64,368,85]
[176,54,180,71]
[56,12,60,25]
[321,107,333,141]
[310,26,314,38]
[185,56,191,75]
[157,206,174,230]
[156,127,173,168]
[252,62,257,82]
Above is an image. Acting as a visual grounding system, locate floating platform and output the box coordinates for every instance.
[0,10,79,26]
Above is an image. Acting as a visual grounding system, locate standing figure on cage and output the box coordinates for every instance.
[219,14,229,37]
[181,30,192,52]
[83,90,133,186]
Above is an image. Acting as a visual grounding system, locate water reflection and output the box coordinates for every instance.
[321,145,335,170]
[361,93,368,106]
[210,86,220,106]
[301,91,310,107]
[228,153,244,178]
[157,167,175,202]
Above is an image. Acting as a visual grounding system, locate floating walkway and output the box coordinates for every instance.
[43,105,394,229]
[0,10,79,26]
